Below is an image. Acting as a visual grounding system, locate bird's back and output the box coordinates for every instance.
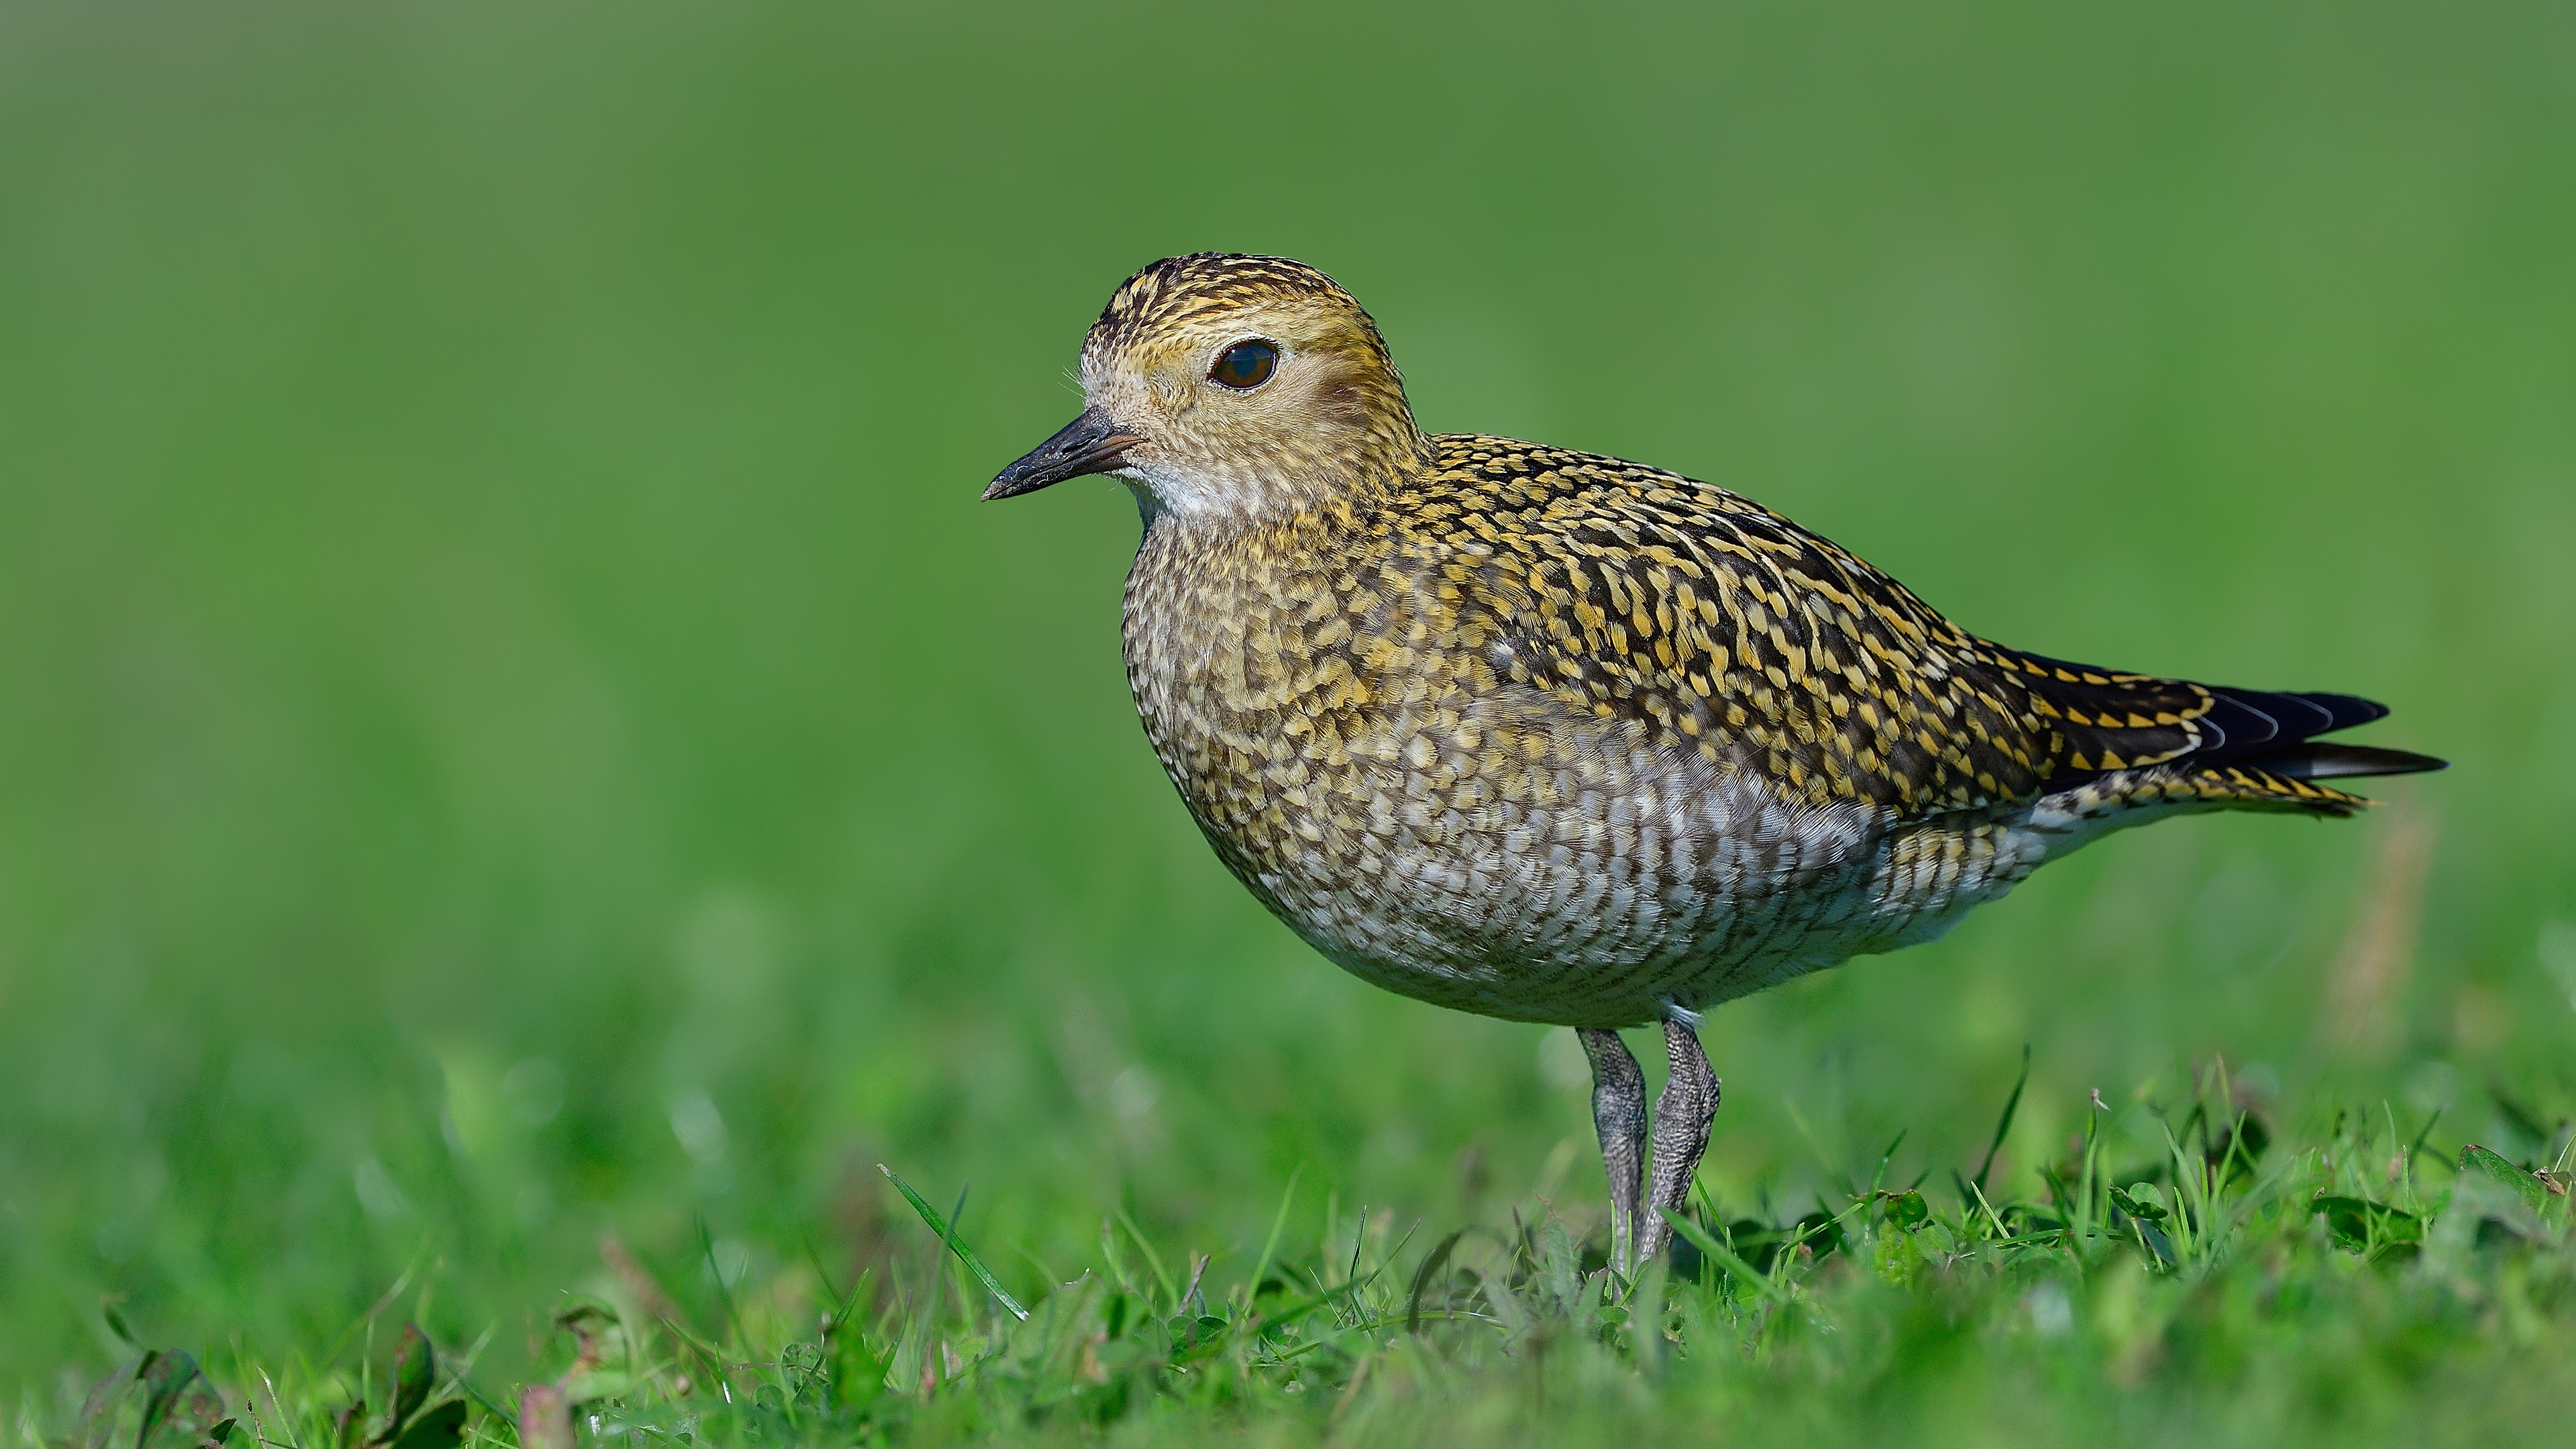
[1120,434,2439,1028]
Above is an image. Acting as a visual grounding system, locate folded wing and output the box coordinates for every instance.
[1424,437,2443,823]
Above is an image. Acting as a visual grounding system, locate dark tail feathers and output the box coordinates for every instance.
[2250,741,2448,781]
[2206,687,2447,781]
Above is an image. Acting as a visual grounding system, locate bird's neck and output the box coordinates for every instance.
[1140,478,1389,555]
[1133,427,1432,534]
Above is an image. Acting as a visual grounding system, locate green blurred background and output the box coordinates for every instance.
[3,0,2571,1393]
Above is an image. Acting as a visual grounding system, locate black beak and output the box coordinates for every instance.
[985,408,1144,501]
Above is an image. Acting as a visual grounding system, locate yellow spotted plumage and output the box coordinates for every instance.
[988,253,2443,1265]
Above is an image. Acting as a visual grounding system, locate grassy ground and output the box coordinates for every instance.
[5,1,2574,1443]
[60,1076,2576,1448]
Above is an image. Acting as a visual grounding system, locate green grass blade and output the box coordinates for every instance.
[1242,1166,1302,1319]
[878,1165,1030,1322]
[1656,1208,1790,1303]
[2461,1144,2556,1215]
[1112,1204,1181,1310]
[1869,1128,1908,1196]
[922,1181,963,1394]
[1972,1044,2032,1195]
[1405,1228,1468,1334]
[694,1216,749,1350]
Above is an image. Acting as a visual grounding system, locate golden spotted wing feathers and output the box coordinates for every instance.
[1399,437,2327,820]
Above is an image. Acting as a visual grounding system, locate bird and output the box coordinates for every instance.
[984,253,2445,1271]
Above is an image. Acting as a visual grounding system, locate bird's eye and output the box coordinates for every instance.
[1209,339,1279,390]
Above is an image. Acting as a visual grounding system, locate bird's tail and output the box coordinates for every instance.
[1993,651,2448,820]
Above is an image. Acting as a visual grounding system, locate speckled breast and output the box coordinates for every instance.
[1118,511,2012,1028]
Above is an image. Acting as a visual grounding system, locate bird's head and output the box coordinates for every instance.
[986,254,1430,524]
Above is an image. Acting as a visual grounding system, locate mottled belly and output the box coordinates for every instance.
[1164,697,2048,1027]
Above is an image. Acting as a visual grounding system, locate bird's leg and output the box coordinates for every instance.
[1578,1027,1647,1276]
[1640,1018,1720,1262]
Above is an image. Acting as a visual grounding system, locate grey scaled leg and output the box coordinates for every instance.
[1640,1018,1720,1262]
[1578,1028,1647,1275]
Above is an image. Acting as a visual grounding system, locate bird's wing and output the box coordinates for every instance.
[1409,437,2432,821]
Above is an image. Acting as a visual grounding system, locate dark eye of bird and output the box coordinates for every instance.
[1209,339,1279,390]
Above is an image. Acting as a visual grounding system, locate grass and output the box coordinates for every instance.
[47,1067,2576,1447]
[5,0,2575,1443]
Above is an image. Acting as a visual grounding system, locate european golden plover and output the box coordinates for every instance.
[987,254,2444,1269]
